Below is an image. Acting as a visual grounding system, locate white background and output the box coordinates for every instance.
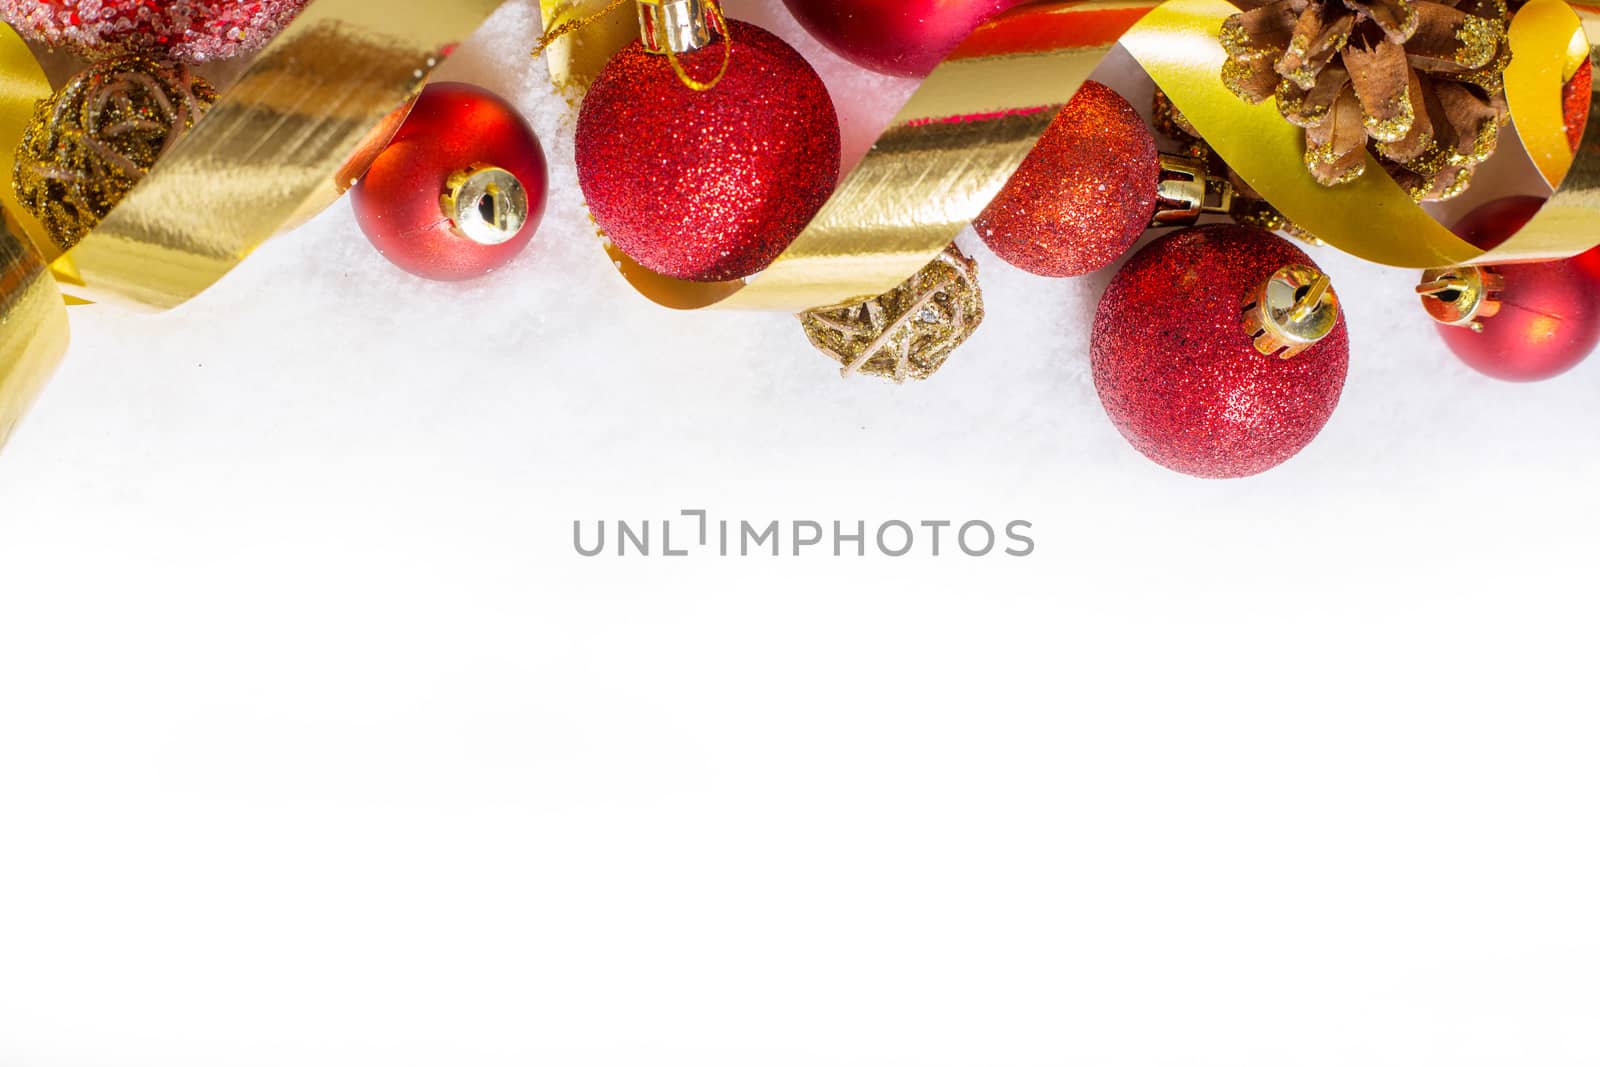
[2,2,1598,1064]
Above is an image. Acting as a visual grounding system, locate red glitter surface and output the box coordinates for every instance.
[1565,60,1591,154]
[975,81,1158,279]
[0,0,308,62]
[1090,226,1350,479]
[1434,196,1600,382]
[575,20,841,285]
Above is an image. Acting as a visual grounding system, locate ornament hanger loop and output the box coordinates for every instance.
[657,0,733,92]
[534,0,733,93]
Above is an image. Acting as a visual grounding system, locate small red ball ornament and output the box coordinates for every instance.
[975,81,1160,278]
[1091,225,1350,479]
[0,0,308,62]
[575,18,841,283]
[1417,197,1600,382]
[780,0,1025,78]
[352,83,548,283]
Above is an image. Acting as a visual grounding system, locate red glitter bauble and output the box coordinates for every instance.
[1432,196,1600,382]
[0,0,309,62]
[352,83,548,283]
[575,21,840,283]
[975,81,1158,278]
[780,0,1025,78]
[1565,60,1592,153]
[1091,226,1350,479]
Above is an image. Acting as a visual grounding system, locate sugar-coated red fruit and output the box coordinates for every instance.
[780,0,1024,78]
[976,81,1159,278]
[1091,226,1350,479]
[1434,196,1600,382]
[0,0,308,62]
[352,83,548,283]
[575,20,841,284]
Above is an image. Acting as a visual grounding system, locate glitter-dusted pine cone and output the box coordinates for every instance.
[1220,0,1511,200]
[13,54,217,251]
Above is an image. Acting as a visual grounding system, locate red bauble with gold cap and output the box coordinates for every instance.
[1091,225,1350,479]
[780,0,1025,78]
[576,9,840,284]
[1418,197,1600,382]
[352,83,549,282]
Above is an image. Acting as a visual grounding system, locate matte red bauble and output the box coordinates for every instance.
[352,83,548,283]
[0,0,308,61]
[781,0,1025,77]
[1418,197,1600,382]
[576,20,840,284]
[976,81,1159,278]
[1091,226,1350,479]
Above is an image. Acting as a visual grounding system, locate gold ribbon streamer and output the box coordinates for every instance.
[0,207,68,449]
[0,26,65,448]
[1506,0,1581,186]
[0,0,502,445]
[1490,2,1600,261]
[546,0,1600,307]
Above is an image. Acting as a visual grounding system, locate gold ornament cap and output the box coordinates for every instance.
[1416,266,1505,333]
[443,166,530,246]
[638,0,713,53]
[1241,264,1341,359]
[1151,153,1235,226]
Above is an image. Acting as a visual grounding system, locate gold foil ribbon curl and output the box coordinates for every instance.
[544,0,1600,312]
[0,0,502,447]
[0,23,65,448]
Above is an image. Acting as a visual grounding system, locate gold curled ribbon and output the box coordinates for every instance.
[0,25,64,449]
[0,204,68,450]
[544,0,1600,310]
[1507,0,1583,186]
[0,0,502,447]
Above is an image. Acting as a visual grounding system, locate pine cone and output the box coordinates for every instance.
[1221,0,1511,200]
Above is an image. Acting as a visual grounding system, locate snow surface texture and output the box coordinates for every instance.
[0,4,1597,1067]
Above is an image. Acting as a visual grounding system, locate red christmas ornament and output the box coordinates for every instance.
[1565,59,1592,153]
[0,0,308,62]
[1091,225,1350,479]
[780,0,1025,78]
[1417,197,1600,382]
[975,81,1160,278]
[575,17,840,283]
[352,83,548,283]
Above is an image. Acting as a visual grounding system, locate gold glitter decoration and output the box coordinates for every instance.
[799,245,984,383]
[1219,0,1510,199]
[13,55,216,253]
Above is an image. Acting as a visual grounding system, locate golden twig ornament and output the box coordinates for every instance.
[799,245,985,383]
[13,55,216,252]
